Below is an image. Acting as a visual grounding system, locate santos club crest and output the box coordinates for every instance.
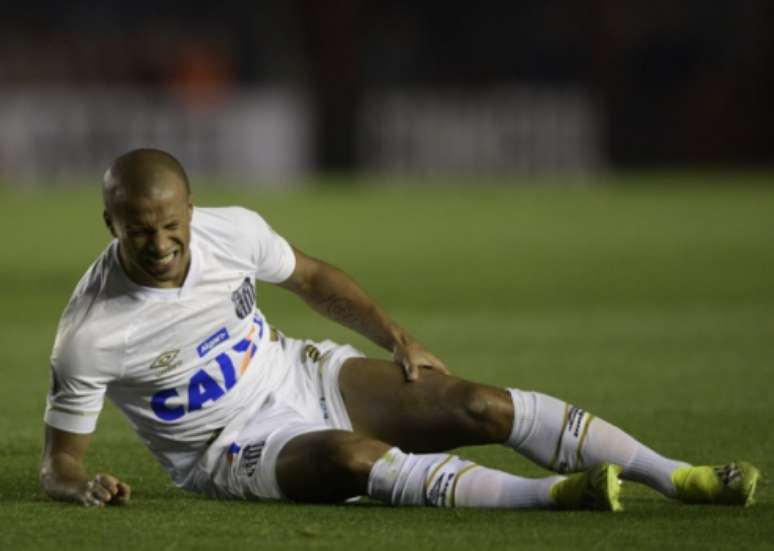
[231,277,256,319]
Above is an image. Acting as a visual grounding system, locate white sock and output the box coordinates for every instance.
[451,463,562,508]
[367,447,562,508]
[507,389,687,496]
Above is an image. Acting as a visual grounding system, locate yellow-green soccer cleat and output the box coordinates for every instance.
[672,461,760,507]
[550,463,624,512]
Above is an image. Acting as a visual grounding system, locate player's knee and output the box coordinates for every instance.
[460,385,489,418]
[456,384,511,440]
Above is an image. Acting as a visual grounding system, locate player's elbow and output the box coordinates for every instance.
[305,257,345,292]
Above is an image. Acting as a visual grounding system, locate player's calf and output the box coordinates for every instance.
[277,430,391,503]
[368,447,622,511]
[276,430,621,510]
[505,388,687,496]
[504,389,761,506]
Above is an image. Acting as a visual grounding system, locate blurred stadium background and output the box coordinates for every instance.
[2,0,772,184]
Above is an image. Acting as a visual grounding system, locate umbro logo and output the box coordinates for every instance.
[150,350,182,373]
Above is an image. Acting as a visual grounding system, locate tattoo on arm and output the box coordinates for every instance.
[298,263,396,350]
[317,292,390,346]
[319,293,360,327]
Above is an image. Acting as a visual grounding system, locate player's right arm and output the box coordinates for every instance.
[40,424,131,506]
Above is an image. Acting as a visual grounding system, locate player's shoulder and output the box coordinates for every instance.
[192,206,275,252]
[193,206,270,233]
[194,205,267,223]
[52,244,126,371]
[193,205,295,283]
[63,243,116,317]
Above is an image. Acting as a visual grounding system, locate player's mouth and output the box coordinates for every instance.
[143,250,180,274]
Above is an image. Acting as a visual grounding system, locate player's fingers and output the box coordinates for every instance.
[92,483,113,503]
[80,488,104,507]
[402,359,419,382]
[426,355,450,375]
[425,362,450,375]
[414,351,449,375]
[112,482,131,505]
[95,473,119,496]
[83,480,109,506]
[82,495,104,507]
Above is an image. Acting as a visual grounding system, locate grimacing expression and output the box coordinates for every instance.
[105,181,193,288]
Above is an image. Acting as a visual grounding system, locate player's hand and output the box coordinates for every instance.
[393,338,450,382]
[79,473,131,507]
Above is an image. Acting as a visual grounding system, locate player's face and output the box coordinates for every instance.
[106,180,193,288]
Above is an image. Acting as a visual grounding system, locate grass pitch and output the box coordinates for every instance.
[1,176,773,550]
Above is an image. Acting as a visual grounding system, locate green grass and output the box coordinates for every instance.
[1,177,773,550]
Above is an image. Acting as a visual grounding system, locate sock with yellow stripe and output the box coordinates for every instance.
[506,389,687,497]
[367,447,562,508]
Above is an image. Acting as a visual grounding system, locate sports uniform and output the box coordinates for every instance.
[45,206,361,499]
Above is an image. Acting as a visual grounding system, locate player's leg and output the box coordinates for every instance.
[339,358,514,452]
[275,429,621,510]
[275,430,388,502]
[339,358,759,505]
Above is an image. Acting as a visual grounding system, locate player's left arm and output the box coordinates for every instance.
[277,246,449,381]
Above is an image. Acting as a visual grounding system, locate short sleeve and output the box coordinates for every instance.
[44,336,107,434]
[237,208,296,283]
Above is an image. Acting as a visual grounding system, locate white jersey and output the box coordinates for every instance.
[45,207,296,485]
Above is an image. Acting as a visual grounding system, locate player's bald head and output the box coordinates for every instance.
[103,149,190,212]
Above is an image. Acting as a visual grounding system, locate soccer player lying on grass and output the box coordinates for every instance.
[40,149,759,510]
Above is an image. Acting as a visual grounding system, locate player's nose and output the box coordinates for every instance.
[148,231,173,256]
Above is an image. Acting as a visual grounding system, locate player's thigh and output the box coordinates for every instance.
[338,358,513,452]
[276,429,390,502]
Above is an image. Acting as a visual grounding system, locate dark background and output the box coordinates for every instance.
[2,0,772,171]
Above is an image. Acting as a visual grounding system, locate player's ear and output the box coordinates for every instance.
[103,210,117,238]
[186,196,193,221]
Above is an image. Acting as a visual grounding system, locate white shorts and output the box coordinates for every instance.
[189,334,363,500]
